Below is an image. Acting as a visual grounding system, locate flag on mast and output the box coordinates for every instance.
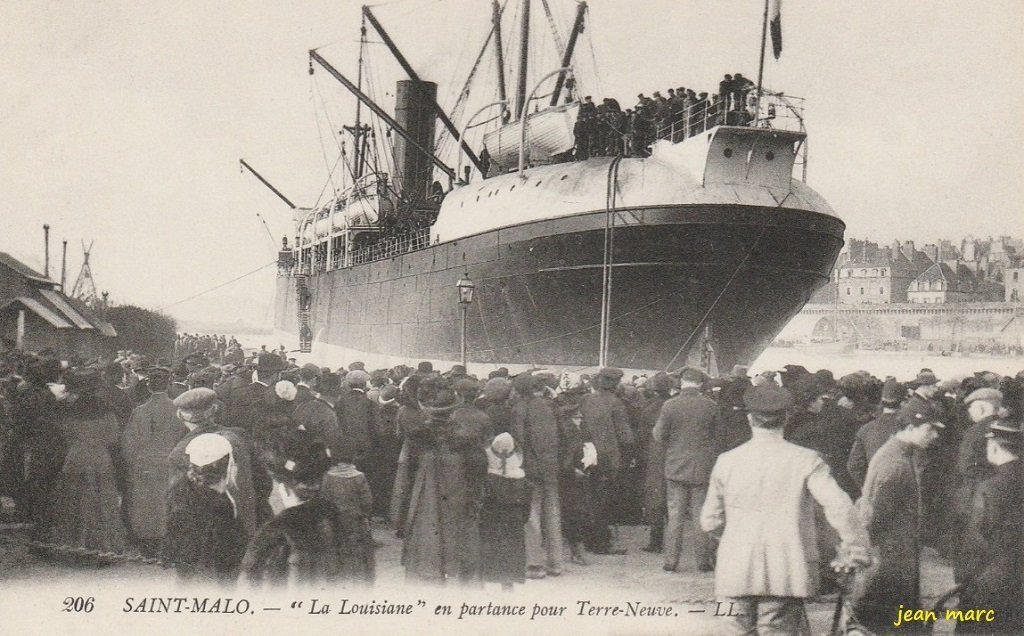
[769,0,782,58]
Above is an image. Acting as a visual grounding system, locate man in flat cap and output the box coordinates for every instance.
[952,387,1004,581]
[701,384,864,635]
[513,372,565,577]
[854,400,945,634]
[335,369,376,469]
[652,367,716,572]
[958,421,1024,633]
[168,388,257,536]
[580,367,635,555]
[120,366,186,556]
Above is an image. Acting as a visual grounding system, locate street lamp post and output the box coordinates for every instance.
[456,273,475,367]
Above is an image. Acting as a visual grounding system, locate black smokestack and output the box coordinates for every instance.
[393,80,437,203]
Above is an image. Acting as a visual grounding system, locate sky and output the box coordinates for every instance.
[2,0,1023,326]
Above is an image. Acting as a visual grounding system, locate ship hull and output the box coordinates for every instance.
[275,203,844,372]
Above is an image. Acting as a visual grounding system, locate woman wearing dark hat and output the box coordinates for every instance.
[42,367,127,560]
[239,428,375,586]
[401,375,487,585]
[8,355,65,525]
[163,433,246,583]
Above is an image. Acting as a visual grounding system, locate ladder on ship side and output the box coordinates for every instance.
[295,275,313,353]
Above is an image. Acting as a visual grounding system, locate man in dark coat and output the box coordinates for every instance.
[293,363,320,408]
[957,421,1024,633]
[854,400,944,634]
[223,353,284,434]
[639,373,673,553]
[9,356,65,524]
[652,368,716,572]
[292,371,340,455]
[513,373,564,577]
[120,367,186,556]
[334,369,376,469]
[787,376,860,498]
[579,367,635,554]
[952,387,1003,580]
[168,388,258,536]
[847,378,904,487]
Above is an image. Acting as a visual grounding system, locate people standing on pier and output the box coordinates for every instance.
[120,366,186,557]
[956,421,1024,634]
[168,388,258,537]
[579,367,635,555]
[335,369,376,470]
[847,377,905,486]
[700,383,865,635]
[224,353,287,435]
[43,367,127,560]
[854,400,945,634]
[9,355,65,526]
[639,372,673,554]
[513,372,565,578]
[653,368,717,572]
[163,433,246,583]
[240,428,374,587]
[401,375,486,585]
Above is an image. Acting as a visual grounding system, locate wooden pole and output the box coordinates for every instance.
[755,0,769,124]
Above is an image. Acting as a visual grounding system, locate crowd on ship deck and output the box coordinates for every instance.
[2,342,1023,633]
[572,73,757,160]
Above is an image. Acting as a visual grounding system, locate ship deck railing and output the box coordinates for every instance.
[653,90,805,143]
[348,227,432,266]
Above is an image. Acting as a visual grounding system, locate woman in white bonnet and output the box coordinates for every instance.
[163,432,246,583]
[479,432,532,590]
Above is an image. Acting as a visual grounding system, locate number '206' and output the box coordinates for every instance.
[62,597,94,612]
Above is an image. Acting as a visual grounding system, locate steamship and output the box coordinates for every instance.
[269,1,845,373]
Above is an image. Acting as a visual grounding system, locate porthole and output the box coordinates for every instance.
[723,148,733,158]
[560,175,568,181]
[766,150,775,161]
[535,180,542,187]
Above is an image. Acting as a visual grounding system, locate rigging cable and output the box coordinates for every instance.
[662,222,771,373]
[598,155,623,367]
[158,261,278,311]
[310,74,341,200]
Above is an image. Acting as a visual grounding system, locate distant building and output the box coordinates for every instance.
[1006,267,1024,302]
[906,261,1000,303]
[836,240,931,304]
[0,251,116,358]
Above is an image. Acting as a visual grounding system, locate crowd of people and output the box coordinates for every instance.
[174,334,244,364]
[1,345,1022,632]
[572,73,757,160]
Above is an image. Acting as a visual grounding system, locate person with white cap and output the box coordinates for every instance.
[163,433,246,583]
[168,388,258,536]
[479,432,531,590]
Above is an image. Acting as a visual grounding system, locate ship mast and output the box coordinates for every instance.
[309,50,456,181]
[515,0,530,120]
[349,19,368,179]
[362,6,486,175]
[550,1,586,106]
[492,0,508,107]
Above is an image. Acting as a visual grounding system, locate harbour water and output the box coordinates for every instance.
[751,345,1024,380]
